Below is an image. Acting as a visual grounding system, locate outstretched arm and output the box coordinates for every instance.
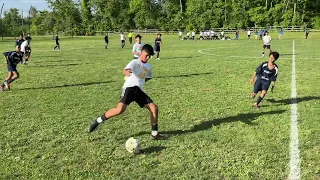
[250,72,256,84]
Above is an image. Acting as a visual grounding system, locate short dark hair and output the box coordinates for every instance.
[142,44,154,56]
[270,51,280,60]
[135,34,142,39]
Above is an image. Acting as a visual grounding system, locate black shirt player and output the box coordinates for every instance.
[53,34,60,50]
[154,34,162,60]
[104,33,109,49]
[250,51,280,108]
[0,46,24,91]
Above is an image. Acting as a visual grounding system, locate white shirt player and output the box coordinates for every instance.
[132,42,145,58]
[20,40,29,53]
[187,32,190,37]
[200,31,203,36]
[192,31,195,36]
[263,35,272,45]
[120,34,125,40]
[247,30,251,35]
[123,59,153,91]
[179,31,182,36]
[221,31,224,36]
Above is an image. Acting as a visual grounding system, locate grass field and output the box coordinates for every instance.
[0,32,319,179]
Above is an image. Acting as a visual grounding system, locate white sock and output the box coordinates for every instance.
[97,117,103,123]
[152,131,158,136]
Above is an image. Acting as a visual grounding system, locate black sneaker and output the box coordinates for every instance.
[88,119,100,133]
[151,134,168,140]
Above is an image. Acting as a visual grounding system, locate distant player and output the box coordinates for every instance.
[262,31,272,57]
[279,28,283,39]
[191,31,195,40]
[254,30,258,40]
[88,44,166,140]
[247,29,251,40]
[0,46,24,91]
[128,32,134,44]
[259,29,264,40]
[179,31,182,40]
[220,30,225,39]
[53,34,60,50]
[20,39,31,64]
[199,31,203,39]
[186,32,190,39]
[132,35,144,59]
[120,32,125,48]
[250,51,280,108]
[305,29,309,39]
[15,34,24,47]
[104,33,109,49]
[235,30,239,40]
[154,34,162,60]
[25,33,32,41]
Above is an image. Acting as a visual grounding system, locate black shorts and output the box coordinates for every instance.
[248,35,251,38]
[120,86,153,108]
[253,80,271,93]
[121,40,125,43]
[154,45,160,52]
[263,45,271,49]
[7,61,17,72]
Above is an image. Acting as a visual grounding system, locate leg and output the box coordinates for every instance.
[254,90,267,107]
[88,102,127,133]
[7,71,19,84]
[144,103,160,137]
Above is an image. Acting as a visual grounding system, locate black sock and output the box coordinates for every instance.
[256,96,263,105]
[152,124,158,131]
[101,114,108,121]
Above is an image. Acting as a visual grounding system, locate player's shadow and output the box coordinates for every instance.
[131,110,286,138]
[156,72,214,79]
[19,81,115,90]
[267,96,320,105]
[30,63,79,67]
[141,146,166,154]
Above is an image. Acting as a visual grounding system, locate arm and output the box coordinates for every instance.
[3,52,9,64]
[123,69,132,76]
[123,60,135,76]
[250,72,256,84]
[145,69,153,82]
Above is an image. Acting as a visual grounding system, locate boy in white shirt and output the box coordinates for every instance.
[179,31,182,40]
[132,35,144,59]
[89,44,166,140]
[247,29,251,40]
[186,32,190,39]
[120,32,125,49]
[262,31,272,56]
[191,31,195,40]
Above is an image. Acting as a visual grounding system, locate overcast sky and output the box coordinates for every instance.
[0,0,49,17]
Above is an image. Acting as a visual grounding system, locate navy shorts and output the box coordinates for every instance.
[253,80,271,93]
[154,45,160,52]
[7,62,17,72]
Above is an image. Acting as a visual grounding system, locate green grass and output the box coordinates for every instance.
[0,32,319,179]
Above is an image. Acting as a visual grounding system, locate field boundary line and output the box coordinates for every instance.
[289,39,301,180]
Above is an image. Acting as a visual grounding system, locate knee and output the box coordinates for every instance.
[115,106,125,115]
[149,103,158,112]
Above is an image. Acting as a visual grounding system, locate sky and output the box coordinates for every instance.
[0,0,49,17]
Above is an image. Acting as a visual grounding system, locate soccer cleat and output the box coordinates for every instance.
[151,133,168,140]
[88,119,100,133]
[253,103,260,109]
[4,82,10,91]
[157,58,160,60]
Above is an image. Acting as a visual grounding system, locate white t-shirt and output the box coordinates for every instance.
[120,34,125,40]
[132,42,145,58]
[263,35,272,45]
[20,40,29,53]
[221,31,224,36]
[247,30,251,35]
[187,32,190,36]
[123,59,153,90]
[200,31,203,36]
[192,32,195,36]
[179,32,182,36]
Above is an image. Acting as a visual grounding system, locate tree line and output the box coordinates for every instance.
[0,0,319,36]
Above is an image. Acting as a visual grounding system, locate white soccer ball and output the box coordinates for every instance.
[125,137,140,154]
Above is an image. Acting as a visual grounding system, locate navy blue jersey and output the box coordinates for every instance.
[4,51,24,65]
[155,38,161,46]
[256,61,278,82]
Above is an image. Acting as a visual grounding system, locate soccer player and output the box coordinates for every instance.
[15,34,24,47]
[220,30,225,39]
[186,32,190,39]
[132,35,144,59]
[235,30,239,40]
[199,31,203,40]
[179,31,182,40]
[305,29,309,39]
[254,30,258,40]
[247,29,251,40]
[88,44,166,140]
[259,29,264,40]
[279,28,283,39]
[25,33,32,41]
[191,31,195,40]
[104,33,109,49]
[128,32,134,44]
[154,34,162,60]
[53,34,60,51]
[250,51,280,108]
[262,31,272,57]
[0,46,24,91]
[120,31,125,48]
[20,39,32,64]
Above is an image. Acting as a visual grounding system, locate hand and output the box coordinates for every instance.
[124,69,132,77]
[250,78,255,84]
[271,86,275,93]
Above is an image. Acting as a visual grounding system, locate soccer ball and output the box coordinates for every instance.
[125,137,140,154]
